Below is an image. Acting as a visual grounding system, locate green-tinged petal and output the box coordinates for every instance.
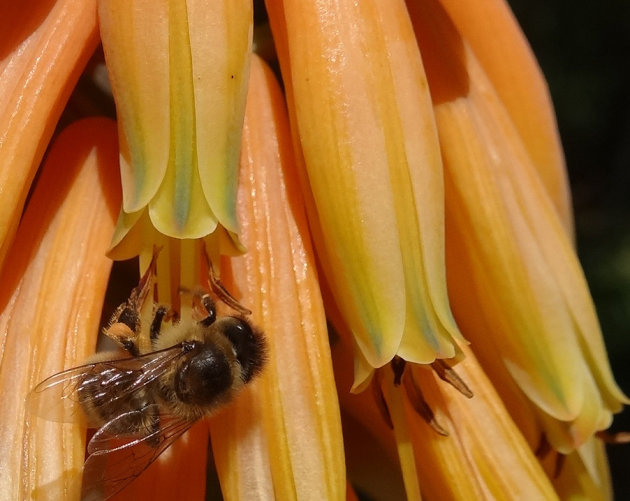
[99,0,251,240]
[441,71,596,426]
[188,0,252,235]
[148,0,217,237]
[435,0,574,237]
[108,207,145,260]
[98,0,170,213]
[351,340,376,393]
[407,0,626,450]
[268,0,405,370]
[266,0,463,376]
[211,55,345,499]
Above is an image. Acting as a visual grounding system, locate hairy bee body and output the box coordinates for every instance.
[77,316,264,432]
[28,253,265,500]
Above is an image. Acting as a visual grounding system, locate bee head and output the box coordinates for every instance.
[174,342,232,406]
[215,317,266,383]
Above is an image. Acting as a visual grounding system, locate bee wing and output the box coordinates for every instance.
[27,345,187,427]
[81,405,195,501]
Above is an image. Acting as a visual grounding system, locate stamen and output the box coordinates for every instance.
[534,434,551,458]
[403,371,448,436]
[201,244,252,315]
[430,359,473,398]
[596,430,630,444]
[553,453,566,479]
[372,371,393,429]
[129,245,161,308]
[391,356,406,386]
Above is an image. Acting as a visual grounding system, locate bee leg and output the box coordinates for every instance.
[103,315,140,356]
[103,298,144,356]
[201,244,251,315]
[193,291,217,327]
[103,249,161,356]
[128,246,160,310]
[150,305,177,343]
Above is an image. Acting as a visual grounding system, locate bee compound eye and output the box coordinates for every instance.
[175,346,232,405]
[218,317,265,383]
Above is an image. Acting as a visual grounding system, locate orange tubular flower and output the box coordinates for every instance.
[0,0,99,267]
[0,118,120,500]
[210,54,345,501]
[268,0,624,497]
[0,1,625,499]
[436,0,574,237]
[407,0,626,460]
[99,0,253,261]
[266,0,465,389]
[331,302,558,501]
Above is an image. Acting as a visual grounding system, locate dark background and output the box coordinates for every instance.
[508,0,630,497]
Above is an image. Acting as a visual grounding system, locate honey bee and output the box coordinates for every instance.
[28,251,265,500]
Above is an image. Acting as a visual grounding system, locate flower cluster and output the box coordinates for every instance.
[0,0,625,499]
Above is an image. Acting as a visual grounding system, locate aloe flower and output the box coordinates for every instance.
[436,0,574,238]
[0,0,626,500]
[405,0,627,452]
[100,0,252,261]
[0,0,99,266]
[210,56,344,499]
[0,118,120,500]
[266,0,625,496]
[266,0,465,389]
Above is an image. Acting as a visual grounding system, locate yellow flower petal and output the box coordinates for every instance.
[434,0,574,236]
[0,118,119,500]
[399,346,559,501]
[554,438,612,501]
[333,378,407,499]
[99,0,251,240]
[108,206,146,260]
[406,0,626,450]
[267,0,464,379]
[210,55,345,499]
[97,0,170,213]
[187,0,252,235]
[0,0,99,267]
